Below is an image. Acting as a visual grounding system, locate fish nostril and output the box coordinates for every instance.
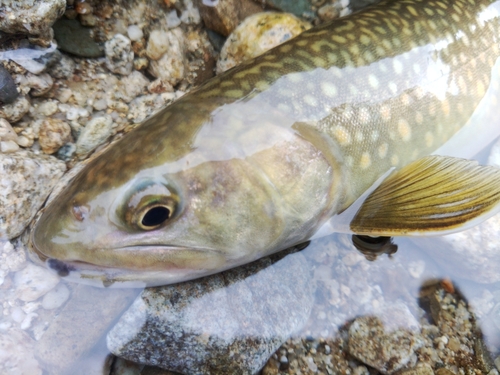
[72,205,90,221]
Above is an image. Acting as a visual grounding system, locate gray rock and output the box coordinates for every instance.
[53,18,104,58]
[0,0,65,45]
[0,65,18,104]
[105,34,134,75]
[108,249,314,375]
[75,115,114,157]
[348,316,423,374]
[0,151,66,239]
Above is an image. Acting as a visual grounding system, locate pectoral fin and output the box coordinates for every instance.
[350,155,500,236]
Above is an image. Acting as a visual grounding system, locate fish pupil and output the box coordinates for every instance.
[141,206,171,228]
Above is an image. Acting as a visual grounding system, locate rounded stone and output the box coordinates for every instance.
[0,95,30,123]
[75,116,113,156]
[105,34,134,75]
[216,12,311,74]
[39,118,72,154]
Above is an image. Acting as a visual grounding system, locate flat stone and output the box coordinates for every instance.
[0,65,19,104]
[75,115,113,157]
[108,249,314,375]
[0,151,65,239]
[53,18,104,58]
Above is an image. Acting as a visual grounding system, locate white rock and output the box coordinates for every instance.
[146,29,171,60]
[1,140,20,153]
[0,329,42,375]
[0,95,30,123]
[36,100,58,116]
[117,71,150,103]
[147,28,186,86]
[14,263,60,302]
[127,24,143,41]
[42,283,70,310]
[76,115,114,156]
[0,118,18,142]
[105,34,134,75]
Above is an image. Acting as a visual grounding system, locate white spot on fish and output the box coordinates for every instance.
[304,95,318,107]
[398,118,412,141]
[368,74,380,89]
[321,82,338,97]
[392,59,403,75]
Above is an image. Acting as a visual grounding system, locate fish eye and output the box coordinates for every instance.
[121,181,180,231]
[138,202,173,230]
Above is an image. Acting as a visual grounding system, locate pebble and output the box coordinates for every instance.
[36,101,59,117]
[0,43,60,73]
[348,316,423,373]
[53,18,104,58]
[0,329,42,375]
[48,54,76,79]
[0,140,20,153]
[107,249,314,375]
[147,28,186,86]
[26,73,54,97]
[117,71,150,103]
[0,65,19,104]
[0,118,18,142]
[127,25,144,42]
[0,0,65,46]
[14,263,60,302]
[216,12,312,74]
[0,151,65,238]
[75,115,114,156]
[105,34,134,75]
[38,118,72,154]
[0,95,30,123]
[42,283,71,310]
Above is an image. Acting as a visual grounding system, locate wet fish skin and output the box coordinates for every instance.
[31,0,500,286]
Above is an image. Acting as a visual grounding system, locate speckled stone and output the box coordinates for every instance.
[0,151,65,239]
[38,118,72,154]
[217,12,311,74]
[0,65,19,104]
[0,95,30,123]
[107,249,314,375]
[0,0,65,46]
[75,115,113,157]
[147,28,186,86]
[105,34,134,75]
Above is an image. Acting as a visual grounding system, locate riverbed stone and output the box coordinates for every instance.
[0,151,66,239]
[108,249,314,375]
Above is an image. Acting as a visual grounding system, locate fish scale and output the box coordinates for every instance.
[30,0,500,286]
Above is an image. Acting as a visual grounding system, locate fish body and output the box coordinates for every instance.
[31,0,500,286]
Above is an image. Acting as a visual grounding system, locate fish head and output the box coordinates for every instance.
[30,102,310,287]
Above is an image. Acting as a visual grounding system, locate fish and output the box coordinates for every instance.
[30,0,500,287]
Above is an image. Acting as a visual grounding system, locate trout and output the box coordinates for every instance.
[31,0,500,286]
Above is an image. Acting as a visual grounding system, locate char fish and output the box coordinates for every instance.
[31,0,500,286]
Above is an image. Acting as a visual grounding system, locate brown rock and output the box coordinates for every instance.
[197,0,263,36]
[38,118,72,154]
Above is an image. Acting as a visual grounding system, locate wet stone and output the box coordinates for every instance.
[53,18,104,58]
[0,118,18,142]
[256,0,315,18]
[108,249,314,375]
[0,151,65,239]
[348,316,424,374]
[0,65,19,104]
[0,43,60,74]
[217,12,311,74]
[105,34,134,75]
[0,95,30,123]
[75,115,113,157]
[147,28,186,86]
[39,118,72,154]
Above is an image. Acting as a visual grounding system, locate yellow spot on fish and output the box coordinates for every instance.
[378,143,388,158]
[380,105,391,121]
[279,44,293,53]
[321,82,338,97]
[397,119,411,141]
[391,154,399,166]
[359,34,371,45]
[331,35,347,44]
[359,107,371,124]
[355,131,364,142]
[224,89,244,98]
[407,6,418,16]
[296,39,308,47]
[415,111,424,124]
[425,132,434,148]
[333,126,352,145]
[359,152,372,169]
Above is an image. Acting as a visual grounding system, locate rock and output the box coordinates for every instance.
[0,151,65,239]
[105,34,134,75]
[348,316,423,374]
[39,118,72,154]
[48,53,76,79]
[26,72,53,96]
[53,18,104,58]
[42,283,71,310]
[0,43,59,74]
[318,4,341,21]
[0,118,18,142]
[0,139,19,153]
[117,71,150,103]
[147,28,186,86]
[0,0,65,46]
[396,363,434,375]
[0,65,19,104]
[197,0,263,36]
[35,284,140,374]
[127,25,144,42]
[0,95,30,123]
[0,329,42,375]
[217,12,311,74]
[75,115,114,156]
[14,263,60,302]
[107,249,314,375]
